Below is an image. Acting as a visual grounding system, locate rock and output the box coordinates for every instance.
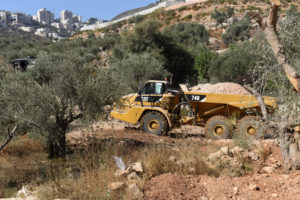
[208,151,222,161]
[209,37,218,44]
[201,197,209,200]
[230,146,244,156]
[233,187,239,195]
[261,166,275,174]
[127,172,140,182]
[169,155,176,163]
[249,184,260,191]
[249,152,259,161]
[114,169,129,177]
[272,193,278,197]
[220,146,229,155]
[282,174,290,179]
[252,23,259,28]
[127,162,143,173]
[108,182,125,191]
[175,160,185,168]
[127,183,144,199]
[17,186,30,198]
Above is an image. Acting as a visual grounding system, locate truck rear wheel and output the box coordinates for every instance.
[205,115,233,139]
[237,116,263,139]
[141,112,168,135]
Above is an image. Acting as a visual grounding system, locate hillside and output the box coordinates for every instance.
[73,0,299,50]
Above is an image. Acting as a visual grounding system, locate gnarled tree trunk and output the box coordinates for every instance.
[263,1,300,170]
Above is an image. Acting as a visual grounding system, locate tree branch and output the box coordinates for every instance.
[263,1,300,93]
[0,125,18,151]
[68,113,83,124]
[243,85,269,122]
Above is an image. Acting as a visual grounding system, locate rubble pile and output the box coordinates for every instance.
[190,82,251,95]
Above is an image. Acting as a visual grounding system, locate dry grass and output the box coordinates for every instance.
[142,142,214,178]
[36,139,220,199]
[1,134,261,199]
[0,135,47,198]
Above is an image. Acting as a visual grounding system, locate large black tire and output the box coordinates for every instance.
[205,115,233,139]
[140,111,168,135]
[237,116,263,139]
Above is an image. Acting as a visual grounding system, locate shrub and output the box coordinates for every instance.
[222,17,251,46]
[111,52,169,91]
[162,22,209,48]
[182,14,193,21]
[113,20,196,85]
[194,46,216,82]
[208,41,259,84]
[128,15,144,24]
[179,6,188,12]
[211,6,234,25]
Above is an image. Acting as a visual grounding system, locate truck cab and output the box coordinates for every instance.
[111,80,179,134]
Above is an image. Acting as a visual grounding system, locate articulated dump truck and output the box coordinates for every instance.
[111,80,277,139]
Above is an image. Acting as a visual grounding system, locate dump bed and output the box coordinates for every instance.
[179,84,277,109]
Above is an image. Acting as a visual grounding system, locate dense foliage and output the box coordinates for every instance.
[222,17,251,46]
[211,7,234,26]
[162,22,209,47]
[208,41,260,84]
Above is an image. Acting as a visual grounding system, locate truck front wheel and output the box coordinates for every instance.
[205,115,233,139]
[141,112,168,135]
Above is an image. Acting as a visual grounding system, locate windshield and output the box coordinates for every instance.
[141,82,166,95]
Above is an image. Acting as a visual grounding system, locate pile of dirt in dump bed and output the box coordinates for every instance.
[190,82,251,95]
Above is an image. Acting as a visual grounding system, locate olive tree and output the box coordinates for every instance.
[0,51,127,158]
[27,52,127,158]
[0,73,35,151]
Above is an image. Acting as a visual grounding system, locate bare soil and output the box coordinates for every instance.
[144,171,300,200]
[65,123,300,200]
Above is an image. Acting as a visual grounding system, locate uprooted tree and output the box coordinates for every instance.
[253,0,300,169]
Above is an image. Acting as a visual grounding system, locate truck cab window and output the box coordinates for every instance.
[141,82,166,95]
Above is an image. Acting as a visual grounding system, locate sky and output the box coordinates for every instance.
[0,0,156,21]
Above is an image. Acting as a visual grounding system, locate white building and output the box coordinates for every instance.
[51,22,61,29]
[0,11,10,22]
[32,15,38,21]
[35,27,49,37]
[37,8,54,25]
[60,10,73,22]
[11,13,33,25]
[73,14,82,23]
[19,26,34,32]
[19,26,35,32]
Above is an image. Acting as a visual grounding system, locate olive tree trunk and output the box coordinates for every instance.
[263,1,300,169]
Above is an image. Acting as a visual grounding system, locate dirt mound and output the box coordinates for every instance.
[144,171,300,200]
[190,82,251,95]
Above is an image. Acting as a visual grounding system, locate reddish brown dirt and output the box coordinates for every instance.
[144,171,300,200]
[66,124,300,200]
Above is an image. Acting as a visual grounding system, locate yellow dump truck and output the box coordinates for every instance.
[111,80,277,139]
